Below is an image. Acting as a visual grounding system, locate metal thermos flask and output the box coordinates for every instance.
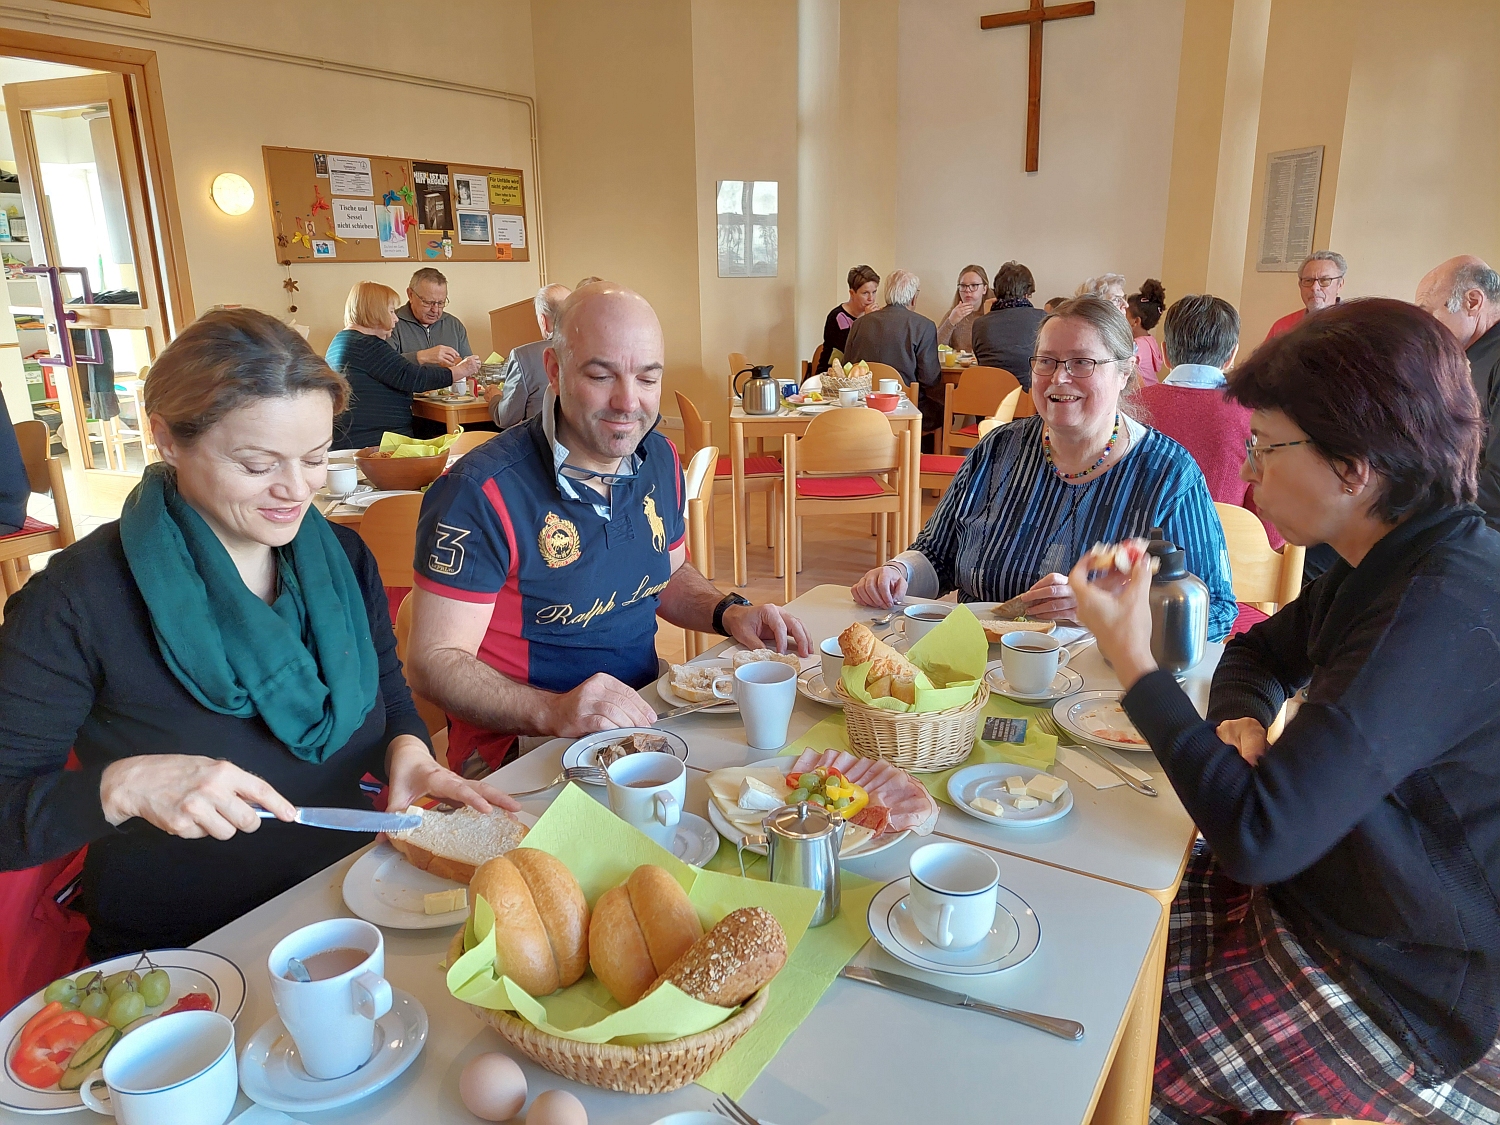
[1146,528,1209,674]
[734,364,781,416]
[761,802,844,926]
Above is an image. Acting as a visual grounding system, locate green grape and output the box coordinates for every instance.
[74,971,102,992]
[80,990,110,1019]
[106,991,146,1030]
[809,793,828,806]
[43,978,78,1005]
[139,969,170,1008]
[834,796,850,809]
[101,971,131,994]
[107,972,140,1001]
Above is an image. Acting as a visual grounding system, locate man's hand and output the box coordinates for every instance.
[453,354,481,379]
[1018,572,1078,621]
[1216,718,1270,766]
[484,383,504,403]
[853,563,908,608]
[385,734,519,814]
[544,673,658,736]
[416,344,462,367]
[722,603,812,657]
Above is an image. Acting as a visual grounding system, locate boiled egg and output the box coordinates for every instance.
[525,1089,588,1125]
[459,1052,528,1121]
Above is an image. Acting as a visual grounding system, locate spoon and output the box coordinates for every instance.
[870,599,910,627]
[285,956,312,983]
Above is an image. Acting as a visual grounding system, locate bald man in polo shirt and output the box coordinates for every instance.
[406,283,811,774]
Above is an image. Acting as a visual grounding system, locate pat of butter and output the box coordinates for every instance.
[738,777,786,811]
[423,888,467,915]
[1003,776,1028,795]
[1025,775,1068,803]
[971,796,1006,817]
[1012,796,1041,811]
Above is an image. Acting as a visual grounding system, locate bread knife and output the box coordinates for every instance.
[840,965,1084,1040]
[253,806,424,833]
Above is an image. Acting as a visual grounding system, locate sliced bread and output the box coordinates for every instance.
[390,806,529,883]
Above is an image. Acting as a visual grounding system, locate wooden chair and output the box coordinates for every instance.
[942,367,1021,454]
[781,408,909,604]
[802,343,823,385]
[862,360,903,391]
[728,351,753,385]
[449,429,499,459]
[682,445,719,659]
[0,420,76,600]
[357,493,424,589]
[1215,502,1304,613]
[675,390,781,579]
[394,592,448,737]
[1013,389,1038,418]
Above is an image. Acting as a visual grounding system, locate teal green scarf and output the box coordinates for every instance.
[120,463,379,763]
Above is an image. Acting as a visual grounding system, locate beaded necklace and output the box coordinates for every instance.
[1043,414,1120,482]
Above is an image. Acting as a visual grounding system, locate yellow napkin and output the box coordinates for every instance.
[378,431,457,458]
[483,351,504,364]
[839,603,988,713]
[446,785,821,1044]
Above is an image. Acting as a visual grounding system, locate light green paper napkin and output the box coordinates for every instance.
[378,430,457,458]
[838,603,989,713]
[446,785,822,1044]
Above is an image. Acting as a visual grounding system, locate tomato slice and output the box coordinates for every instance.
[10,1010,108,1090]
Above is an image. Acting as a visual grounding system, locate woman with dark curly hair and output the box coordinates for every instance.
[1128,279,1167,382]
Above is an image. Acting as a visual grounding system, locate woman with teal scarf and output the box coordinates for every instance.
[0,309,517,958]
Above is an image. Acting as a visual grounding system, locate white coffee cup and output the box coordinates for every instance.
[1000,631,1069,695]
[606,750,686,848]
[734,660,797,750]
[268,917,392,1080]
[907,842,999,950]
[838,387,860,407]
[895,602,953,645]
[325,464,358,497]
[79,1010,236,1125]
[819,637,843,692]
[878,378,902,395]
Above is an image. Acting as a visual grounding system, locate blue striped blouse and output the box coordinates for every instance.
[910,416,1236,641]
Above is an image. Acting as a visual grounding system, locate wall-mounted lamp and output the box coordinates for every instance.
[211,172,255,216]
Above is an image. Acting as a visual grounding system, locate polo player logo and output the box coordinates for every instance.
[538,511,582,568]
[643,487,666,553]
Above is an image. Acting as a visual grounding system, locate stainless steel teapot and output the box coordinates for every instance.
[734,364,780,416]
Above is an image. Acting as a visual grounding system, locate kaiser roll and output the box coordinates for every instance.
[469,848,589,996]
[588,864,703,1006]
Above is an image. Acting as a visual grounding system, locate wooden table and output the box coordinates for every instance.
[729,400,924,589]
[412,395,491,434]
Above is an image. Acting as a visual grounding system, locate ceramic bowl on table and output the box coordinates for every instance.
[354,448,447,490]
[865,392,901,413]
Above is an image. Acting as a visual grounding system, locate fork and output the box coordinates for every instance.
[1035,713,1159,798]
[505,765,606,797]
[712,1094,764,1125]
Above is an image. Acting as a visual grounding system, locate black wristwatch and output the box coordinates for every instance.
[712,592,751,636]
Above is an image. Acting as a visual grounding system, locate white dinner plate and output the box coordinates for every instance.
[795,403,839,415]
[656,659,737,714]
[338,489,423,510]
[237,989,427,1113]
[0,949,246,1114]
[982,664,1084,704]
[705,757,911,861]
[341,812,540,930]
[1054,690,1151,752]
[561,727,690,783]
[868,876,1040,975]
[796,668,842,707]
[946,763,1073,828]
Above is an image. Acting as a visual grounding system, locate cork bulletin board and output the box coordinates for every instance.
[263,146,530,265]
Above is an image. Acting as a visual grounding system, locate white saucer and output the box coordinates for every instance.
[946,763,1073,828]
[656,659,737,714]
[796,668,842,707]
[562,727,690,782]
[868,877,1040,975]
[983,664,1084,704]
[671,812,720,867]
[238,989,427,1112]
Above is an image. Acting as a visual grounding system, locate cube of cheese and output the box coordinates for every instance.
[423,887,467,915]
[1003,776,1028,795]
[971,797,1005,817]
[1012,796,1041,811]
[738,777,786,811]
[1025,775,1069,803]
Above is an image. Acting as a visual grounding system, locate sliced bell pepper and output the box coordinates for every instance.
[11,1008,109,1089]
[835,783,870,820]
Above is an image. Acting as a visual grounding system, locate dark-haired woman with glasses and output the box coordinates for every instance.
[853,295,1234,639]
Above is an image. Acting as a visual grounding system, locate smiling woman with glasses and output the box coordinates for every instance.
[853,294,1234,641]
[1069,298,1500,1124]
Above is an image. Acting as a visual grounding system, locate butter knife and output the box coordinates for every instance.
[254,806,423,833]
[840,965,1084,1040]
[657,697,731,720]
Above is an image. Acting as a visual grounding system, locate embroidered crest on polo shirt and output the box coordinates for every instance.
[643,487,667,553]
[539,511,582,568]
[428,523,471,575]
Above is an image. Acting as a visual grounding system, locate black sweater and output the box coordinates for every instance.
[0,391,27,534]
[326,329,452,449]
[1124,505,1500,1080]
[0,521,430,957]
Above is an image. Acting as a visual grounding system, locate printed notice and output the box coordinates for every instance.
[454,174,488,211]
[377,205,410,258]
[1256,146,1323,272]
[327,154,373,197]
[331,198,378,239]
[456,210,491,245]
[489,171,522,208]
[492,214,525,249]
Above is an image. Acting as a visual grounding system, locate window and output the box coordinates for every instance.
[716,180,777,277]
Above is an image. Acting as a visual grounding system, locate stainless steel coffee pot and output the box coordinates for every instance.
[734,364,780,416]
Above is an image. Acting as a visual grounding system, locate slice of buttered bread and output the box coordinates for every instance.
[390,806,528,883]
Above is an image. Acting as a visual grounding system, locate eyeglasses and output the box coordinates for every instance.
[412,295,449,310]
[1029,356,1116,378]
[1298,275,1344,290]
[1243,437,1312,471]
[958,282,986,292]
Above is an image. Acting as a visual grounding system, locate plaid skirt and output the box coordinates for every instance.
[1151,843,1500,1124]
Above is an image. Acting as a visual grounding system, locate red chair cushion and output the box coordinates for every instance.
[385,586,411,628]
[920,454,965,475]
[716,455,781,478]
[796,476,885,499]
[1231,602,1270,636]
[955,423,980,437]
[0,516,56,541]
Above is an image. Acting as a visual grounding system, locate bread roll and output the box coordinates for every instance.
[838,622,918,688]
[588,864,705,1006]
[647,906,787,1008]
[469,848,589,996]
[628,865,703,975]
[390,806,528,883]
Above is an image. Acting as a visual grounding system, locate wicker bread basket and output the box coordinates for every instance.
[835,679,989,772]
[447,932,768,1094]
[821,369,872,393]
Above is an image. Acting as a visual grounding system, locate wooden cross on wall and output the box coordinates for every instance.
[981,0,1096,172]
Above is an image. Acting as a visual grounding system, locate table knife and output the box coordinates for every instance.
[253,806,424,833]
[840,965,1084,1040]
[657,698,729,720]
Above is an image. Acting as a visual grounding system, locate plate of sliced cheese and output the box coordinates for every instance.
[946,763,1072,827]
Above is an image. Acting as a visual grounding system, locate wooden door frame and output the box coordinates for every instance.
[0,27,194,335]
